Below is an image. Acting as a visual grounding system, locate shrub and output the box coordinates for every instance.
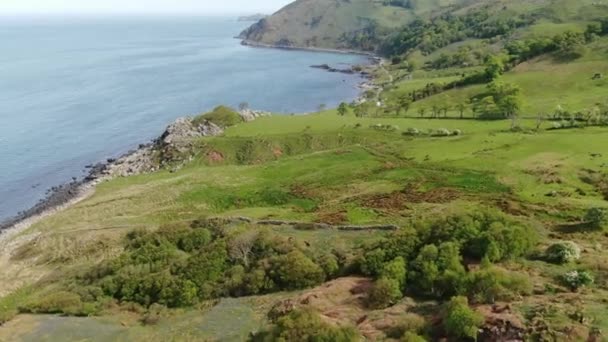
[359,248,387,276]
[401,332,427,342]
[388,313,426,339]
[193,105,242,128]
[584,207,608,230]
[562,270,594,291]
[254,308,360,342]
[20,291,90,316]
[271,251,326,290]
[442,296,484,341]
[367,277,403,309]
[465,266,532,304]
[380,257,407,288]
[545,241,581,264]
[452,129,462,136]
[318,253,340,278]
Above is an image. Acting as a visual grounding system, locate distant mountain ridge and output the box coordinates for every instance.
[237,13,268,22]
[238,0,469,52]
[240,0,608,54]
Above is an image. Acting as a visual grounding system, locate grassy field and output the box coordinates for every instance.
[2,1,608,338]
[1,107,607,340]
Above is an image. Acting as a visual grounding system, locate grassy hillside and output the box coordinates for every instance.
[1,1,608,341]
[239,0,467,51]
[1,110,608,340]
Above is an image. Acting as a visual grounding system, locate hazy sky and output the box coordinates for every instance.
[1,0,293,15]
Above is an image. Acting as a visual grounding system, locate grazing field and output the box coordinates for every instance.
[1,108,607,340]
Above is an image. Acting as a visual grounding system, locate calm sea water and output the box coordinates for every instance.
[0,16,368,222]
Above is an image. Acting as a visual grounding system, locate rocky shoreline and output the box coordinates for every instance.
[0,41,382,235]
[0,109,269,235]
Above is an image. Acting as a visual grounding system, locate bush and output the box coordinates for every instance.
[465,266,532,304]
[367,277,403,309]
[562,270,594,291]
[271,251,326,290]
[193,105,242,128]
[380,257,407,288]
[401,332,427,342]
[584,207,608,230]
[20,291,91,316]
[452,129,462,136]
[359,248,387,276]
[253,308,360,342]
[545,241,581,264]
[442,296,484,341]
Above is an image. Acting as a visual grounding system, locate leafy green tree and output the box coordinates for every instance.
[337,102,349,116]
[360,248,387,276]
[555,31,587,59]
[456,102,468,119]
[443,296,484,341]
[271,251,326,290]
[409,245,440,296]
[484,55,505,81]
[367,277,403,309]
[397,94,412,116]
[380,257,407,289]
[418,108,426,118]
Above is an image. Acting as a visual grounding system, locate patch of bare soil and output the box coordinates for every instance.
[524,164,564,185]
[476,304,526,342]
[266,277,427,340]
[315,211,348,225]
[495,198,529,216]
[579,168,608,200]
[272,147,283,158]
[361,185,460,211]
[206,150,224,163]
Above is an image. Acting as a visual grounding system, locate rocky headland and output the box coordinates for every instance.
[0,109,270,233]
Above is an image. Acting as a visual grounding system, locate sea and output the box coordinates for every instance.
[0,15,368,222]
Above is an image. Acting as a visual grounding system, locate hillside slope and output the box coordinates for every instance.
[239,0,467,51]
[241,0,608,53]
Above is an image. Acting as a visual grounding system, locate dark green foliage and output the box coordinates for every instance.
[270,251,326,290]
[382,12,532,56]
[380,257,407,289]
[467,221,536,262]
[360,248,387,276]
[360,210,536,302]
[442,296,484,341]
[253,308,361,342]
[465,266,532,304]
[367,277,403,309]
[474,81,522,120]
[83,224,329,309]
[337,102,349,116]
[409,242,466,298]
[584,207,608,230]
